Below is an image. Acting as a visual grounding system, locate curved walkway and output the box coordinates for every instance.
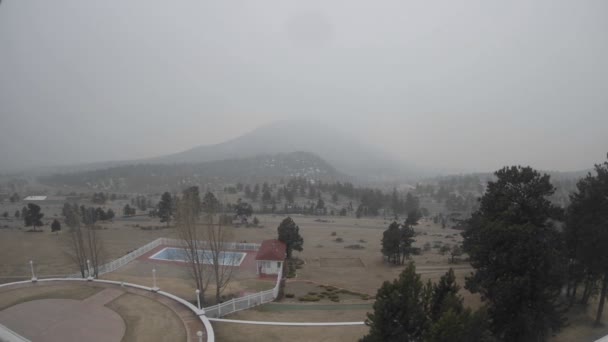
[0,280,210,342]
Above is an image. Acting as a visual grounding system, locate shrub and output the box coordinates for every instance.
[344,244,365,249]
[331,231,337,236]
[285,293,295,298]
[299,295,320,302]
[334,237,344,243]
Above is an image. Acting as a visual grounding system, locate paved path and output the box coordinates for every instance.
[0,297,125,342]
[0,281,207,342]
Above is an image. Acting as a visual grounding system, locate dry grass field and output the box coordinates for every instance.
[1,204,608,341]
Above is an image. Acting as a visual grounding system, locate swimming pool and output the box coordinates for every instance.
[149,247,247,266]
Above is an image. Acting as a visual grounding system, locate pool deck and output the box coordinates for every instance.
[138,245,258,271]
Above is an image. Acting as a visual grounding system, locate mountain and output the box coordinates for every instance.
[41,151,344,192]
[148,121,419,182]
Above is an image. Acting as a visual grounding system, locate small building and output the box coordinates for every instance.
[23,196,48,201]
[255,239,286,276]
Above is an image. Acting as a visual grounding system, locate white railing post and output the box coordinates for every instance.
[86,259,93,281]
[29,260,37,282]
[196,289,201,310]
[151,267,159,292]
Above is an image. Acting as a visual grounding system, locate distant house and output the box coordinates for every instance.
[23,196,47,201]
[255,239,286,276]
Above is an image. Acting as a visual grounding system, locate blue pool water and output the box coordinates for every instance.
[149,247,246,266]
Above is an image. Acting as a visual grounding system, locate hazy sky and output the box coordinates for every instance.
[1,0,606,172]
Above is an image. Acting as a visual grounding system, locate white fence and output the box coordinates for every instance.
[0,322,31,342]
[66,238,261,278]
[159,238,260,252]
[66,238,163,278]
[204,264,283,318]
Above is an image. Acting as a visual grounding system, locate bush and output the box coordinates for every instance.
[331,231,337,236]
[299,295,320,302]
[334,237,344,243]
[344,244,365,249]
[285,293,295,298]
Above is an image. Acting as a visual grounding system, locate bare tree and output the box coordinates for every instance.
[204,213,235,303]
[176,188,210,306]
[62,204,88,277]
[62,204,104,278]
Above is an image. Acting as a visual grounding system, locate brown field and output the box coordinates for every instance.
[1,205,608,341]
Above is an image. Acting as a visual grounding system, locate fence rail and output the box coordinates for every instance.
[66,238,261,278]
[203,264,283,318]
[64,236,277,318]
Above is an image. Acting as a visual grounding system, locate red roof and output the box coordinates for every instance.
[256,239,287,261]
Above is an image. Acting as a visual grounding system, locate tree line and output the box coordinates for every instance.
[366,154,608,341]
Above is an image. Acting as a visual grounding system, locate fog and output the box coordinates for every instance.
[0,0,606,173]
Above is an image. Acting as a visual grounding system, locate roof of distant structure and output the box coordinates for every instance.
[23,196,47,201]
[256,239,287,261]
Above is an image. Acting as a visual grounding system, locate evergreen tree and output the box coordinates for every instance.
[381,222,401,264]
[277,217,304,258]
[262,188,272,204]
[106,208,115,220]
[462,166,566,341]
[51,219,61,233]
[399,224,416,264]
[23,203,44,231]
[363,263,431,341]
[363,264,493,342]
[316,197,325,211]
[566,156,608,325]
[158,191,173,225]
[202,191,220,213]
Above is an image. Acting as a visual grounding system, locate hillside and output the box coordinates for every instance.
[147,121,420,182]
[40,151,344,192]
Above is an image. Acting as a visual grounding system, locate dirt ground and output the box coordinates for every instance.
[0,283,102,310]
[107,292,187,342]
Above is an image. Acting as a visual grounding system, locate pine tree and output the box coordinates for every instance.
[363,263,431,341]
[158,192,173,225]
[23,203,44,231]
[462,166,566,341]
[51,219,61,233]
[566,156,608,325]
[277,217,303,258]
